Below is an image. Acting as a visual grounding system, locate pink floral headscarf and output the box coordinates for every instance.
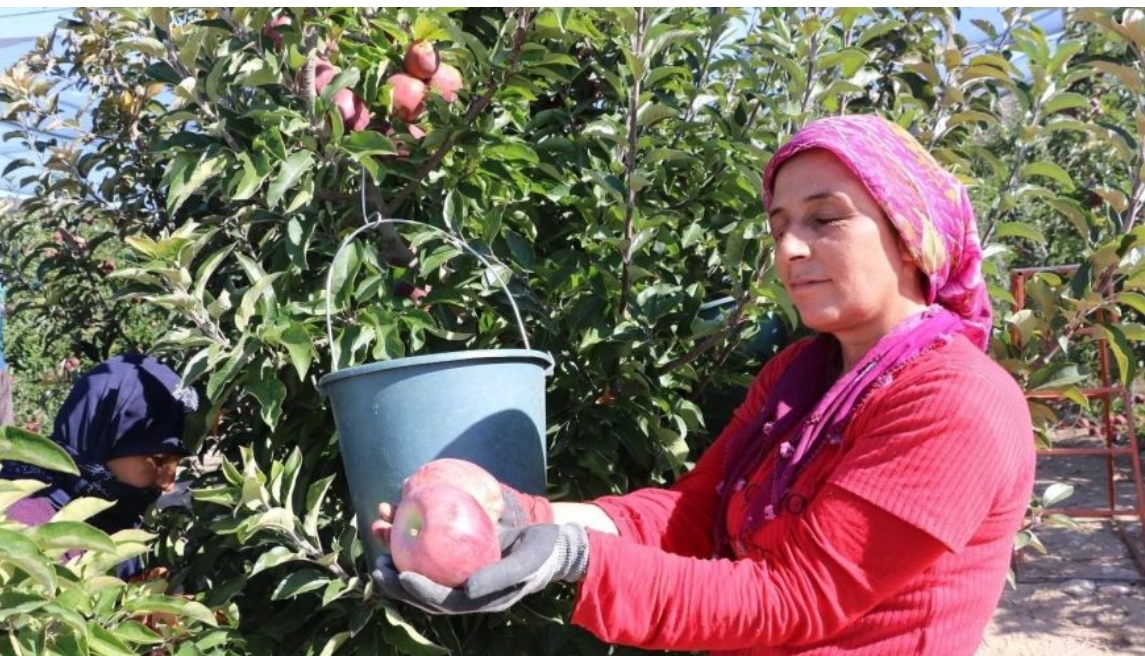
[761,114,991,349]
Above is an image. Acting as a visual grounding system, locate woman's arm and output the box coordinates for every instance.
[584,341,812,554]
[552,501,618,534]
[571,350,1033,650]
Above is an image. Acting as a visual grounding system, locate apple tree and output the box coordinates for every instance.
[3,7,1145,655]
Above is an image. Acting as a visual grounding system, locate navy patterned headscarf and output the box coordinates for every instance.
[1,354,196,535]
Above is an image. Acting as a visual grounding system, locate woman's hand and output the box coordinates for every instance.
[372,523,590,614]
[370,501,398,547]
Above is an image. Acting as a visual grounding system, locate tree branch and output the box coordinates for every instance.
[617,8,647,318]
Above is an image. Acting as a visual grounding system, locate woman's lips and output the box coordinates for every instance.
[788,277,827,291]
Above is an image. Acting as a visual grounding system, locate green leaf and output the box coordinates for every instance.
[1041,91,1088,117]
[207,337,258,400]
[251,545,304,575]
[341,131,397,159]
[89,624,137,656]
[166,151,224,215]
[1099,322,1135,386]
[249,357,287,429]
[0,479,48,512]
[117,37,166,57]
[193,242,235,304]
[53,497,117,523]
[271,569,329,600]
[380,606,452,655]
[1117,292,1145,316]
[994,221,1046,243]
[110,621,164,646]
[1049,198,1089,238]
[237,507,297,543]
[281,321,314,381]
[817,47,869,78]
[266,151,315,208]
[1090,60,1145,93]
[235,272,283,332]
[1041,482,1074,507]
[232,152,269,201]
[191,485,240,507]
[0,426,78,474]
[856,18,905,47]
[636,102,676,128]
[483,143,539,164]
[122,596,219,627]
[303,474,336,539]
[1022,161,1074,191]
[29,521,117,554]
[0,528,56,591]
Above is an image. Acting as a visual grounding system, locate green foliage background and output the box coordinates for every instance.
[2,7,1145,655]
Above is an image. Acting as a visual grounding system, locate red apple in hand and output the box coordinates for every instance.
[403,458,504,522]
[390,483,501,587]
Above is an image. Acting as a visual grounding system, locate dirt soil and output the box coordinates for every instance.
[977,431,1145,655]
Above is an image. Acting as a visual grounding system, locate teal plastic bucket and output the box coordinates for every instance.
[318,218,555,563]
[318,349,553,562]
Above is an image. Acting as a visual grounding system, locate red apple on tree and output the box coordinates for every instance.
[428,63,463,103]
[403,458,503,522]
[332,87,371,132]
[387,73,428,123]
[403,40,440,81]
[389,483,501,587]
[314,59,339,93]
[261,15,292,49]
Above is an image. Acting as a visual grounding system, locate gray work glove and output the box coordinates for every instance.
[497,483,553,531]
[372,523,589,615]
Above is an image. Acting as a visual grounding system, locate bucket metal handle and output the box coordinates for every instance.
[324,217,532,373]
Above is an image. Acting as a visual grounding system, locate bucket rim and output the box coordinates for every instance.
[317,348,555,391]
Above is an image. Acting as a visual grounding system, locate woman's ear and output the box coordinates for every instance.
[896,236,914,264]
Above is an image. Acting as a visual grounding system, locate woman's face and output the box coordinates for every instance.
[768,149,927,354]
[106,454,180,492]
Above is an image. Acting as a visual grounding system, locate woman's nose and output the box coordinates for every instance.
[154,457,179,492]
[775,228,811,261]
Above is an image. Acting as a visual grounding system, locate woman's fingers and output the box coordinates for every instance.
[371,501,397,544]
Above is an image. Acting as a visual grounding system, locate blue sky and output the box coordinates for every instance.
[0,7,76,196]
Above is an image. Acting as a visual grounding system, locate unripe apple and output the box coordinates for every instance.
[314,59,339,93]
[262,15,292,49]
[403,458,503,521]
[388,73,428,123]
[390,483,501,587]
[428,63,462,103]
[403,40,439,81]
[332,88,371,132]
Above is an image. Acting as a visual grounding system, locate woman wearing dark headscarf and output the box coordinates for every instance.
[372,115,1036,655]
[1,353,196,580]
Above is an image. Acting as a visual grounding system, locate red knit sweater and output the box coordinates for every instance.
[573,334,1035,655]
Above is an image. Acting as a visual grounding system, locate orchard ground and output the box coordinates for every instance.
[978,428,1145,655]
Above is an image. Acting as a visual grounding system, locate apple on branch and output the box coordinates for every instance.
[403,40,440,81]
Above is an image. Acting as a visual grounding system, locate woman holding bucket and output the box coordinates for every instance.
[372,114,1036,655]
